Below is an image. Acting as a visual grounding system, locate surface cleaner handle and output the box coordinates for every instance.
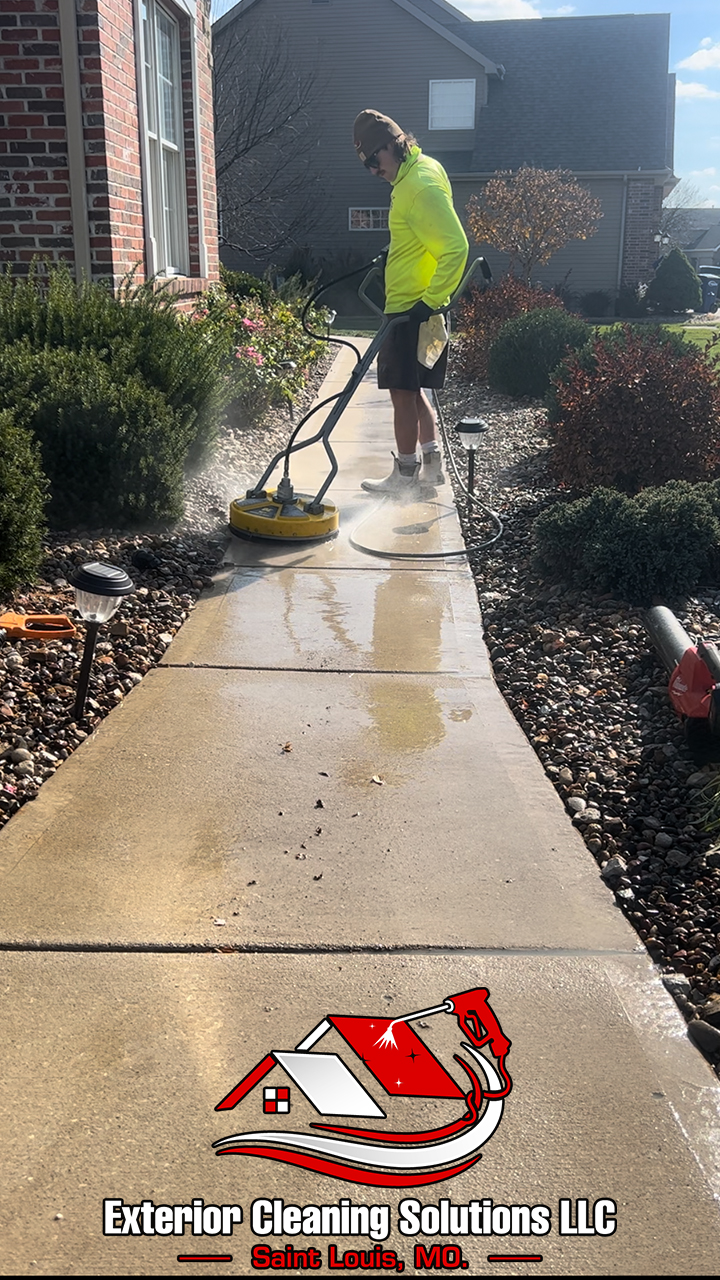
[358,265,385,317]
[359,256,492,319]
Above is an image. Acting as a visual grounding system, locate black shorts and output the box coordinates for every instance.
[377,312,449,391]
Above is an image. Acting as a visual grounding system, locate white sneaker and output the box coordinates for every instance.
[421,451,445,489]
[361,456,421,496]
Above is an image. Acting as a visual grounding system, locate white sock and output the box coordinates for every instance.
[397,452,418,472]
[421,441,440,456]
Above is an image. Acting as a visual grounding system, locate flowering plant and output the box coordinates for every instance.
[187,285,328,426]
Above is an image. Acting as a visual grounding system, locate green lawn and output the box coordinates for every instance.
[592,321,718,349]
[662,324,718,348]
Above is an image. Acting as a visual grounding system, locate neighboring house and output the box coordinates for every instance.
[0,0,219,302]
[213,0,676,299]
[681,211,720,271]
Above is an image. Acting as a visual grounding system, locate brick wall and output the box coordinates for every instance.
[1,0,218,290]
[0,0,73,271]
[81,0,145,283]
[621,178,663,286]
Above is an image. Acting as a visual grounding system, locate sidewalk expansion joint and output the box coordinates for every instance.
[0,940,642,957]
[160,663,466,674]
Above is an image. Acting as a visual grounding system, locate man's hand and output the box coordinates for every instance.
[408,299,433,322]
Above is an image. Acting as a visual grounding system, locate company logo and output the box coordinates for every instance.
[213,987,512,1188]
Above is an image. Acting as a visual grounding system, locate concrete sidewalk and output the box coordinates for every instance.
[1,345,720,1275]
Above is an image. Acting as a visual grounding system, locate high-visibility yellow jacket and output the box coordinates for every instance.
[385,146,469,314]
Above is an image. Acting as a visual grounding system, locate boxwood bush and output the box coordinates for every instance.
[0,407,48,593]
[534,481,720,603]
[0,343,185,529]
[0,263,234,476]
[487,308,591,398]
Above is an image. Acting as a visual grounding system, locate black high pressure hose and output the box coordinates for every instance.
[276,255,383,474]
[284,256,504,557]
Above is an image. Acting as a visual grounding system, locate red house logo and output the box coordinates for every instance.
[213,987,512,1188]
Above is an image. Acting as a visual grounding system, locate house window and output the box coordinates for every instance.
[349,208,389,231]
[429,80,476,130]
[139,0,189,275]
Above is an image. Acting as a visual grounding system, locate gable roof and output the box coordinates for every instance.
[391,0,500,75]
[214,0,501,76]
[444,14,674,174]
[213,4,674,179]
[686,223,720,254]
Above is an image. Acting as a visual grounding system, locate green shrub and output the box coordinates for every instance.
[0,408,48,593]
[0,343,185,528]
[455,275,565,381]
[578,289,612,317]
[487,308,591,398]
[645,248,703,314]
[534,481,720,602]
[548,324,720,492]
[615,282,647,318]
[220,265,275,310]
[0,263,232,462]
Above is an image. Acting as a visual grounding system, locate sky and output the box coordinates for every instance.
[211,0,720,206]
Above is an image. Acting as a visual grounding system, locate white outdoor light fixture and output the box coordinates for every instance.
[70,562,134,721]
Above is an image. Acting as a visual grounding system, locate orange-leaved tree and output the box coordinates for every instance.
[466,167,603,281]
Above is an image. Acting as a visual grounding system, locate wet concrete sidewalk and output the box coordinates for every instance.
[1,345,720,1275]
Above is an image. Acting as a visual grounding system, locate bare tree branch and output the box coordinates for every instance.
[212,17,325,260]
[659,179,704,250]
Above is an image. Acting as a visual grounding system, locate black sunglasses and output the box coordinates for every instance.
[364,149,383,171]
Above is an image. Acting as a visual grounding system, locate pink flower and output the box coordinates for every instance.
[235,346,264,365]
[242,317,261,330]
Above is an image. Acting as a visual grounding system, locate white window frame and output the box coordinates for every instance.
[137,0,189,276]
[428,79,476,131]
[349,207,390,231]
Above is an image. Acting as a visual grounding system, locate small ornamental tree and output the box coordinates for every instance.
[466,167,603,281]
[644,247,703,314]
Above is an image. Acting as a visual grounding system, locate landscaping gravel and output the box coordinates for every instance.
[2,341,720,1063]
[439,372,720,1060]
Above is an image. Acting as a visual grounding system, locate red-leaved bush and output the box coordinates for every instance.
[454,275,564,381]
[549,325,720,493]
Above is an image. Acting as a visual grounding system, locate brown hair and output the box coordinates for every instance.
[392,133,417,162]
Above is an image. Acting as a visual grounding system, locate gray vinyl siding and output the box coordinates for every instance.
[214,0,488,266]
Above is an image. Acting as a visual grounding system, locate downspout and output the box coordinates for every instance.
[616,173,628,292]
[58,0,92,280]
[189,9,210,278]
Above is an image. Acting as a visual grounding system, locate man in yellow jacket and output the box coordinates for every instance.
[353,109,468,496]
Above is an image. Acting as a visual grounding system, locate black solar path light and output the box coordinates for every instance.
[70,562,134,722]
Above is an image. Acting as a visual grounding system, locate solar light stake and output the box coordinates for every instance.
[70,562,134,722]
[73,618,101,723]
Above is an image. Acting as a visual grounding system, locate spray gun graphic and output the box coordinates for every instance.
[374,986,512,1101]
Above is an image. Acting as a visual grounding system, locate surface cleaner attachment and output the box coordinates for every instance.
[229,475,339,543]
